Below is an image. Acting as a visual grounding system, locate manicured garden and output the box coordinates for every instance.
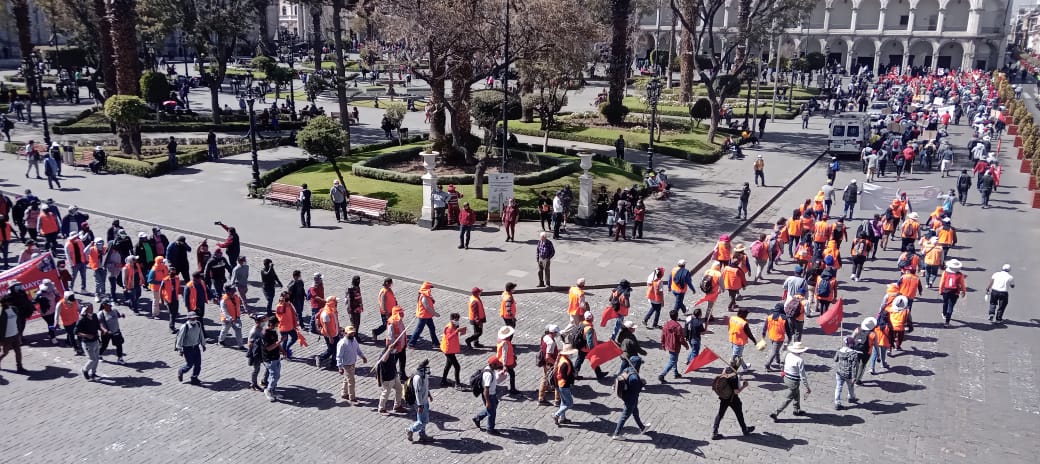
[51,108,306,135]
[507,117,722,163]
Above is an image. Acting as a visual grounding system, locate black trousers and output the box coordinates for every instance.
[300,207,311,227]
[99,332,124,357]
[465,321,483,346]
[712,396,748,434]
[442,353,461,383]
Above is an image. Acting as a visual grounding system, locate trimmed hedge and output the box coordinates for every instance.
[105,138,289,178]
[508,125,723,164]
[53,119,306,135]
[352,148,580,185]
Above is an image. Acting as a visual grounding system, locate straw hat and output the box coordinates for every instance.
[945,259,963,272]
[344,326,356,335]
[497,326,515,340]
[558,344,579,357]
[861,317,878,331]
[787,341,809,353]
[733,244,746,253]
[907,212,919,220]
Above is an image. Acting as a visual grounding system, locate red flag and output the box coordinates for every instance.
[587,342,622,369]
[600,306,619,327]
[818,298,844,335]
[684,347,720,374]
[296,328,310,347]
[0,252,64,320]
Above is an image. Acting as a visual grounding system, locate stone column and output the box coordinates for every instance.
[824,8,832,30]
[901,39,910,73]
[878,9,886,33]
[418,151,439,228]
[849,8,857,31]
[907,8,916,32]
[577,153,594,223]
[936,8,945,32]
[967,8,982,34]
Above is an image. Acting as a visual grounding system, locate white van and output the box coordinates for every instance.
[828,112,871,158]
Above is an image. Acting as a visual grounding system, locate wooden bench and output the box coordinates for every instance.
[263,182,302,207]
[347,195,388,222]
[72,149,95,170]
[16,143,48,160]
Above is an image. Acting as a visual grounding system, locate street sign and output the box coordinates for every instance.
[488,173,514,214]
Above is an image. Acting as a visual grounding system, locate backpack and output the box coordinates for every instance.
[897,254,911,269]
[561,324,586,351]
[750,241,766,260]
[835,349,860,379]
[851,331,870,356]
[712,368,736,399]
[468,369,486,397]
[816,275,832,298]
[699,274,714,294]
[784,297,803,319]
[536,338,547,367]
[404,376,417,405]
[831,224,845,242]
[957,175,971,190]
[852,240,867,256]
[3,119,12,130]
[614,372,629,398]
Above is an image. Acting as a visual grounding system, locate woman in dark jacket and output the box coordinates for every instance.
[260,259,283,315]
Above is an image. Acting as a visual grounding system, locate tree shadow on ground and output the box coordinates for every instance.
[644,430,708,456]
[427,435,505,454]
[497,426,560,444]
[95,375,163,388]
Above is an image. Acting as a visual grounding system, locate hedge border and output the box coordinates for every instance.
[508,126,723,164]
[352,148,579,186]
[51,107,307,135]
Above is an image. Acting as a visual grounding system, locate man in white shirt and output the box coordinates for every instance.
[473,355,503,435]
[551,192,565,239]
[985,264,1015,322]
[770,341,811,420]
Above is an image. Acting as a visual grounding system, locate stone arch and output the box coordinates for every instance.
[858,0,882,29]
[943,0,969,31]
[636,32,656,64]
[884,0,911,30]
[979,0,1006,34]
[809,2,827,28]
[824,37,850,70]
[936,41,964,70]
[879,39,906,71]
[908,40,934,67]
[804,38,823,55]
[914,0,940,31]
[829,0,851,29]
[974,41,997,70]
[852,38,878,72]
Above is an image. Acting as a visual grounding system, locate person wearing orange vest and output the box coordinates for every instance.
[315,296,342,369]
[64,232,88,293]
[440,312,466,388]
[496,326,519,395]
[926,206,945,230]
[849,232,872,281]
[37,208,60,253]
[815,268,838,315]
[121,256,144,312]
[897,243,921,274]
[721,260,745,312]
[573,308,607,379]
[408,281,440,348]
[306,273,325,332]
[896,267,923,311]
[217,285,244,349]
[275,291,300,358]
[868,317,892,375]
[537,324,561,405]
[692,262,722,325]
[643,268,666,328]
[147,256,170,319]
[899,212,920,252]
[921,236,943,287]
[761,303,791,371]
[464,287,486,348]
[567,278,586,324]
[500,282,518,328]
[939,259,967,326]
[85,237,108,301]
[371,277,397,339]
[57,291,83,355]
[728,309,757,371]
[712,234,733,264]
[822,240,841,271]
[886,296,910,351]
[161,267,182,333]
[609,280,632,340]
[669,259,695,313]
[387,305,408,382]
[552,344,578,426]
[182,271,210,337]
[812,215,832,255]
[936,217,957,262]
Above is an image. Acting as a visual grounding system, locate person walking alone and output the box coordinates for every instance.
[984,263,1014,323]
[753,155,765,187]
[175,312,206,384]
[406,359,434,442]
[711,359,755,440]
[770,341,811,420]
[298,183,312,227]
[336,325,367,404]
[611,354,650,439]
[330,180,349,222]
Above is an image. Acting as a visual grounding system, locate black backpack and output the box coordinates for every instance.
[404,376,417,405]
[468,368,486,397]
[536,338,547,367]
[712,368,736,399]
[561,324,586,351]
[851,331,871,356]
[816,275,832,298]
[699,274,714,294]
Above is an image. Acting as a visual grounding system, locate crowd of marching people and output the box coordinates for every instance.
[0,68,1021,444]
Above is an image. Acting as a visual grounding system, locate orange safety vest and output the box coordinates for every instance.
[787,219,801,238]
[816,275,836,302]
[468,295,485,321]
[65,239,86,266]
[888,307,908,331]
[851,238,869,257]
[721,266,742,291]
[728,316,748,346]
[416,293,434,319]
[555,355,573,388]
[185,281,208,311]
[500,291,516,319]
[379,287,397,315]
[317,304,340,337]
[870,326,891,348]
[794,243,811,261]
[150,262,169,292]
[714,241,732,262]
[646,278,664,303]
[823,246,841,269]
[611,289,630,317]
[440,323,461,354]
[766,315,787,342]
[161,275,181,303]
[221,294,242,322]
[580,322,597,352]
[39,213,59,235]
[800,217,814,234]
[57,300,80,326]
[923,244,943,266]
[891,200,906,218]
[791,295,806,322]
[567,286,585,316]
[123,263,143,288]
[901,220,919,239]
[86,244,104,270]
[813,220,831,243]
[898,273,920,299]
[670,267,687,293]
[937,228,955,246]
[496,339,516,368]
[276,301,298,332]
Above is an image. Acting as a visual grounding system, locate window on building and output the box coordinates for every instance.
[282,6,286,15]
[899,16,909,26]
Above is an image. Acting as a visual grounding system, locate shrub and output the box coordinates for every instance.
[383,102,407,129]
[140,71,171,107]
[690,98,712,127]
[599,102,629,122]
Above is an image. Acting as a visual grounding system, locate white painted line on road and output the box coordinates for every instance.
[1011,349,1040,415]
[506,269,528,278]
[958,333,986,402]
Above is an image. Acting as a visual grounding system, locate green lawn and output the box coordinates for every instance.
[275,142,643,215]
[508,118,718,154]
[632,77,822,99]
[349,99,427,110]
[622,96,799,119]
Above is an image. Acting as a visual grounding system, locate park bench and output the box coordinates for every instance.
[16,143,48,160]
[330,112,358,125]
[347,195,388,222]
[263,182,302,207]
[72,149,94,170]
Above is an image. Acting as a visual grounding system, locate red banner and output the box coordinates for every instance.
[684,347,721,373]
[0,252,65,320]
[818,298,844,335]
[587,341,622,369]
[599,306,619,327]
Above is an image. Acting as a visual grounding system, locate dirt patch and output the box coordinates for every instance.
[381,156,547,175]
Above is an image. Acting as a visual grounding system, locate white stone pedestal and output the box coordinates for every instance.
[577,152,594,222]
[418,151,439,228]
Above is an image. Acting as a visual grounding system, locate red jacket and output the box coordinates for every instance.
[459,208,476,226]
[660,319,687,353]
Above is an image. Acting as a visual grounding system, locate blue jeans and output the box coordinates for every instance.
[372,313,389,336]
[93,268,107,299]
[612,317,625,340]
[825,199,833,216]
[732,343,748,368]
[736,200,748,218]
[941,292,959,323]
[869,345,888,371]
[615,356,631,376]
[843,201,856,218]
[475,393,499,431]
[409,403,431,433]
[125,286,141,311]
[179,345,202,378]
[643,302,662,327]
[672,292,687,313]
[686,338,702,364]
[71,263,87,291]
[409,317,439,346]
[613,400,644,435]
[659,351,680,378]
[280,330,298,354]
[265,359,281,394]
[554,386,573,419]
[459,225,472,247]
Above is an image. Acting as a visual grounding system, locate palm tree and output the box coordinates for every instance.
[108,0,141,95]
[606,0,631,125]
[92,0,117,99]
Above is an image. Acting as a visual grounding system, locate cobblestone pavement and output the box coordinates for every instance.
[1,112,1038,463]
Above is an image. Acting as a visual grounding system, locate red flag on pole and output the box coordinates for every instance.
[296,328,310,347]
[600,306,619,327]
[684,347,720,373]
[587,342,623,369]
[818,298,844,335]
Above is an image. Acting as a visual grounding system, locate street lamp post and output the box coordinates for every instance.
[180,31,189,76]
[25,54,51,146]
[244,87,261,187]
[501,0,510,173]
[646,77,662,171]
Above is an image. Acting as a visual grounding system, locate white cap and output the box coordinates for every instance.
[623,320,637,329]
[546,324,560,334]
[1002,264,1011,271]
[677,259,686,266]
[850,179,857,183]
